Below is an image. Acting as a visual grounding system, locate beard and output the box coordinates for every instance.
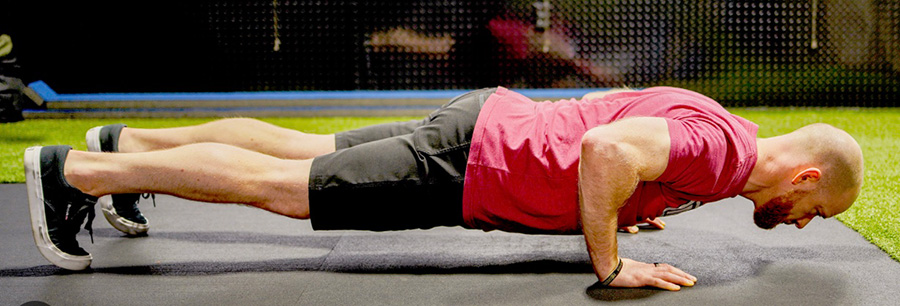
[753,193,796,229]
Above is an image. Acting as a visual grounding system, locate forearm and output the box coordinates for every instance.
[578,139,640,281]
[577,118,696,290]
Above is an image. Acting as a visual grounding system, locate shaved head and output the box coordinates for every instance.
[789,123,864,208]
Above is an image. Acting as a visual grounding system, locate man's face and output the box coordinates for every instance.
[753,189,845,230]
[753,191,796,229]
[753,190,816,229]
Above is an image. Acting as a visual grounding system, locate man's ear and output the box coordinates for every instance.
[791,167,822,185]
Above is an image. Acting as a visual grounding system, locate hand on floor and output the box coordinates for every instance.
[610,258,697,291]
[619,217,665,234]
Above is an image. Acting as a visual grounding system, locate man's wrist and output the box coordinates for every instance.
[599,258,624,286]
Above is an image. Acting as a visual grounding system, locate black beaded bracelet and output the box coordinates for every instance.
[600,258,624,286]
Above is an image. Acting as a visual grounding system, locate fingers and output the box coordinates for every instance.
[652,263,697,290]
[609,258,698,291]
[646,217,666,229]
[650,278,683,291]
[618,218,666,234]
[619,225,639,234]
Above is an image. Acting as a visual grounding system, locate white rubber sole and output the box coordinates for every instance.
[85,126,103,153]
[99,196,149,236]
[87,126,150,235]
[24,146,92,271]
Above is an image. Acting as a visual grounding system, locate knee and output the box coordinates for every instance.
[258,191,311,219]
[274,202,310,219]
[257,159,313,219]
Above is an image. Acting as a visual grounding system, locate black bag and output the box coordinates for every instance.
[0,74,26,123]
[1,34,35,123]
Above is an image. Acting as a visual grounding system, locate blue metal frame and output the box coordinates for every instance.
[28,81,609,102]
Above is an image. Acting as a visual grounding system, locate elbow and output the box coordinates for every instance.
[580,129,636,175]
[581,129,621,157]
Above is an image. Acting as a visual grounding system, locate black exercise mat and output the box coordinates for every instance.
[1,184,897,305]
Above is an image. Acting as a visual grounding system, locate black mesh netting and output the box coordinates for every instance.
[6,0,900,106]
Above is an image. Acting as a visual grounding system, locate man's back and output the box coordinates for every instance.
[462,87,759,233]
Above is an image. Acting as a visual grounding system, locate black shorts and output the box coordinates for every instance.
[308,88,496,231]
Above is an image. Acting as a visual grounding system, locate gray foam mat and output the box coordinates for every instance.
[1,184,897,305]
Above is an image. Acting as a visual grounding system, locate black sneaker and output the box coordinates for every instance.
[24,145,97,270]
[86,124,151,235]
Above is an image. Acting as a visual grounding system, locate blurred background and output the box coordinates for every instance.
[2,0,899,107]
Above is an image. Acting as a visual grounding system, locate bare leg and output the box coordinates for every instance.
[63,143,311,219]
[118,118,335,160]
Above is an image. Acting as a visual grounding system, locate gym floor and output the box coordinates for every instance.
[1,183,898,305]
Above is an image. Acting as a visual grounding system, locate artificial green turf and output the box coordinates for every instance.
[1,111,898,262]
[729,108,900,263]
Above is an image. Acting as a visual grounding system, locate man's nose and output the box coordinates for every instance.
[795,217,813,229]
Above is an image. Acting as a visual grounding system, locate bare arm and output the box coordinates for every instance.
[579,117,697,290]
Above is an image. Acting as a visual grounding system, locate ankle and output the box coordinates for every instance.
[62,150,105,197]
[117,127,141,153]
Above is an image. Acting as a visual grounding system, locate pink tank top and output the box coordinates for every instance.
[462,86,758,234]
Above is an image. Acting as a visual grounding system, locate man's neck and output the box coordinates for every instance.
[740,137,783,203]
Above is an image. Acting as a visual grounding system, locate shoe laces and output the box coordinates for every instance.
[65,196,97,244]
[142,193,156,207]
[84,206,96,244]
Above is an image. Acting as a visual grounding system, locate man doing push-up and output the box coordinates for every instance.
[24,86,863,291]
